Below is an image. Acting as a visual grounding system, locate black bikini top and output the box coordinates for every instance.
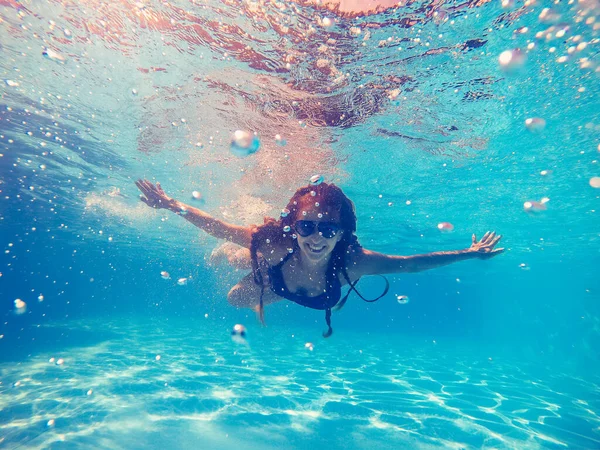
[267,252,389,337]
[268,252,340,310]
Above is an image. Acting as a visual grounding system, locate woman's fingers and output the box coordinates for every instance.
[485,231,496,244]
[490,235,502,247]
[480,231,490,243]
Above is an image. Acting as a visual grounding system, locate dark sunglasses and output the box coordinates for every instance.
[294,220,341,239]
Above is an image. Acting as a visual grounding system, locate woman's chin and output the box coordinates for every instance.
[300,243,331,262]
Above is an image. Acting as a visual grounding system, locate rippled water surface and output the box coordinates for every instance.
[1,0,599,448]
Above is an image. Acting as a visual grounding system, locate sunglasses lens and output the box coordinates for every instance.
[319,224,339,238]
[295,221,314,237]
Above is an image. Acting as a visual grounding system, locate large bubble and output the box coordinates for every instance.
[230,130,260,157]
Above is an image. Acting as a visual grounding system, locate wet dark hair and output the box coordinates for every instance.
[249,183,360,324]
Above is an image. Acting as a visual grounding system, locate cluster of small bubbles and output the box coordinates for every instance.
[310,190,316,197]
[14,299,26,314]
[305,342,314,351]
[498,49,526,71]
[160,271,170,279]
[317,213,323,218]
[283,225,291,232]
[519,263,530,270]
[275,134,287,146]
[396,295,410,305]
[230,130,260,157]
[437,222,454,232]
[525,117,546,132]
[281,208,290,218]
[177,277,188,286]
[309,174,323,185]
[590,177,600,188]
[192,190,202,200]
[524,197,549,212]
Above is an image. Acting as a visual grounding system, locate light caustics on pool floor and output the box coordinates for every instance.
[1,319,599,449]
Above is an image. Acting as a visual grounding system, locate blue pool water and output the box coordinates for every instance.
[1,0,599,448]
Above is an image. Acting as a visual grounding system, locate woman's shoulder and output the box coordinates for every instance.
[252,220,294,266]
[341,241,366,279]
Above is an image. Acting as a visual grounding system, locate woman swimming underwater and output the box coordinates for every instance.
[135,180,503,336]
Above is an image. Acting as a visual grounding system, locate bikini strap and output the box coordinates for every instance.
[334,268,390,311]
[323,308,333,338]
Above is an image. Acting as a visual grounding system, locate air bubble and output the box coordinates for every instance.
[230,130,260,157]
[309,174,323,185]
[14,299,27,314]
[42,48,66,63]
[275,134,287,146]
[396,295,410,305]
[498,49,526,71]
[437,222,454,232]
[525,117,546,132]
[281,208,290,218]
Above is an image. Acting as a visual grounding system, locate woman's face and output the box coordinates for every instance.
[293,195,343,264]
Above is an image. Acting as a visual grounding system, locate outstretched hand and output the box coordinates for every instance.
[135,179,173,209]
[469,231,504,259]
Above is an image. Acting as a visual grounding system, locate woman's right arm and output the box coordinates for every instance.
[135,179,254,248]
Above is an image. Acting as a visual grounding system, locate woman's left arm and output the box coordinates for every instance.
[349,232,504,277]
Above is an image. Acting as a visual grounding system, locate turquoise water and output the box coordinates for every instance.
[1,0,599,448]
